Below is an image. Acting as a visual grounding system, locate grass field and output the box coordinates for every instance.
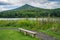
[0,20,60,40]
[0,30,39,40]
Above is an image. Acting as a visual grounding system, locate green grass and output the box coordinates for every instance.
[0,30,39,40]
[0,20,60,40]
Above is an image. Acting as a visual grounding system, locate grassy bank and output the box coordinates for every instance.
[0,30,39,40]
[0,20,60,32]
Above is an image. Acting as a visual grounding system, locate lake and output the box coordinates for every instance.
[0,18,60,22]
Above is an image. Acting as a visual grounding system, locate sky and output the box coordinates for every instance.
[0,0,60,11]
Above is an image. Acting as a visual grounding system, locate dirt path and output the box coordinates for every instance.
[0,28,58,40]
[36,32,58,40]
[0,28,18,30]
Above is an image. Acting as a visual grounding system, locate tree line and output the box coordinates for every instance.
[0,8,60,18]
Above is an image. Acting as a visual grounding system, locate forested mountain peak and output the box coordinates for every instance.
[14,4,40,10]
[0,4,60,18]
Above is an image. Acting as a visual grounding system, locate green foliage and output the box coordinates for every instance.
[0,20,60,34]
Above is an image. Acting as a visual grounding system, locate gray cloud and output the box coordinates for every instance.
[27,0,60,9]
[0,2,11,5]
[0,0,60,11]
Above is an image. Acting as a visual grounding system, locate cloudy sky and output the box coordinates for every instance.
[0,0,60,11]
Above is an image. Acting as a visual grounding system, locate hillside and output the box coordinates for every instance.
[0,4,60,18]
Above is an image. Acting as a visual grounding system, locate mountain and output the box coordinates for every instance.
[15,4,33,10]
[12,4,47,12]
[0,4,60,18]
[14,4,40,10]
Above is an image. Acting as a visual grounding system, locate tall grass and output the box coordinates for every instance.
[0,19,60,34]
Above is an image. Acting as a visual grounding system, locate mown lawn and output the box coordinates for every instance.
[0,30,39,40]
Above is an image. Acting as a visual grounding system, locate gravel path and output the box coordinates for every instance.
[0,28,18,30]
[36,32,58,40]
[0,28,58,40]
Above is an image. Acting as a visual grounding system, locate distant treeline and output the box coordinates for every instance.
[0,8,60,18]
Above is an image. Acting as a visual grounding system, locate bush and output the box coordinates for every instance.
[0,20,60,34]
